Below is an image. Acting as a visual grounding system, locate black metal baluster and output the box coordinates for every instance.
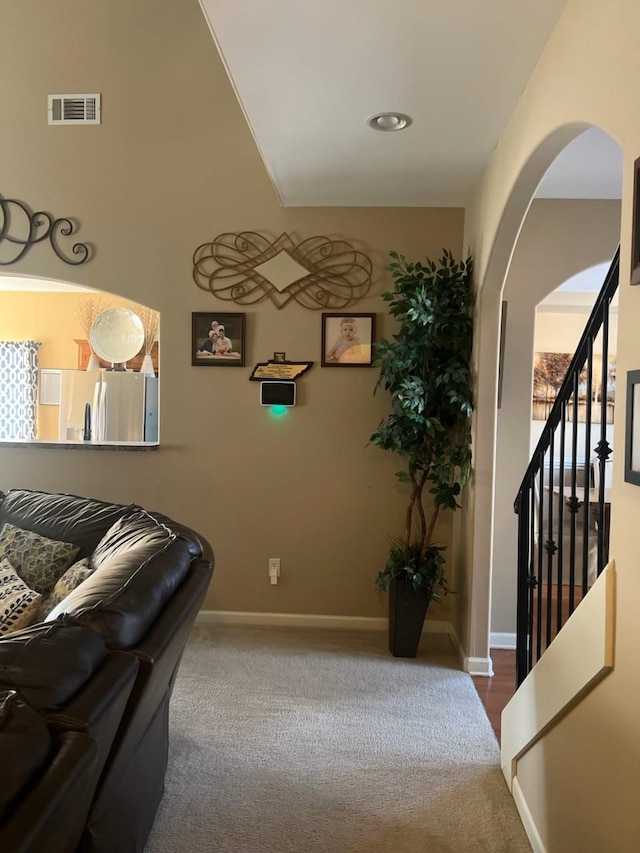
[568,373,580,615]
[516,486,531,686]
[528,481,536,675]
[582,339,594,595]
[536,460,544,663]
[557,402,566,635]
[595,304,612,576]
[545,435,556,649]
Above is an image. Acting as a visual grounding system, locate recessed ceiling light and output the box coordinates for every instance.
[368,112,412,132]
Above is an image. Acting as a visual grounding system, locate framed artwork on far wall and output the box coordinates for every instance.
[624,369,640,485]
[321,313,376,367]
[631,156,640,285]
[192,312,245,366]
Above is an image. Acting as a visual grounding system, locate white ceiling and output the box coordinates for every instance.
[535,128,622,199]
[538,263,618,311]
[199,0,611,207]
[556,262,611,292]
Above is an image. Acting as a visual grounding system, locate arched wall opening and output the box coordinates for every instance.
[0,273,160,444]
[492,245,619,646]
[464,123,623,667]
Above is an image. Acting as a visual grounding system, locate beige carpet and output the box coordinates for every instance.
[145,625,530,853]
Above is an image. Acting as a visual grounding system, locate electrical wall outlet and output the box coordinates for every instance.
[268,557,280,585]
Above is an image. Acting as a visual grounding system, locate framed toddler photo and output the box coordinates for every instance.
[624,369,640,485]
[321,313,376,367]
[192,312,246,367]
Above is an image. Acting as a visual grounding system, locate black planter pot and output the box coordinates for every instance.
[388,576,430,657]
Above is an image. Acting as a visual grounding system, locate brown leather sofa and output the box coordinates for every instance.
[0,489,214,853]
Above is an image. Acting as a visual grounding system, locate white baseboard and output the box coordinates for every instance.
[512,777,546,853]
[196,610,451,635]
[491,632,517,650]
[197,610,386,630]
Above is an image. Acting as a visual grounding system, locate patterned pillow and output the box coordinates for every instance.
[37,557,92,621]
[0,523,80,597]
[0,557,43,636]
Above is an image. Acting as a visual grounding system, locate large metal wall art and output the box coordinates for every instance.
[0,195,90,265]
[193,231,372,310]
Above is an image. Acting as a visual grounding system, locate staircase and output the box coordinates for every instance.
[513,248,619,685]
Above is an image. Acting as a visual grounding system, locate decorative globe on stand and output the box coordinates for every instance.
[89,308,145,370]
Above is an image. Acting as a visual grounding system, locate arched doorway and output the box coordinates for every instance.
[465,124,622,672]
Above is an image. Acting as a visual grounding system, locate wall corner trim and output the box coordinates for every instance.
[449,624,494,674]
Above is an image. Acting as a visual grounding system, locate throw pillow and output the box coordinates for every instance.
[0,557,43,636]
[0,522,80,597]
[37,557,92,621]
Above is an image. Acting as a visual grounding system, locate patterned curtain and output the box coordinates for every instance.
[0,341,41,440]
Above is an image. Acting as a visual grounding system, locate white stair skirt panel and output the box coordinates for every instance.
[501,562,616,852]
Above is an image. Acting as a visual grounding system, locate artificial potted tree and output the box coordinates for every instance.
[371,249,474,657]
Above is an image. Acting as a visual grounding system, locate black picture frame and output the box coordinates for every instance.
[497,300,508,409]
[192,312,246,367]
[321,313,376,367]
[624,369,640,485]
[631,157,640,285]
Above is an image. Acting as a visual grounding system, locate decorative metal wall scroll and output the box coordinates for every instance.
[0,195,90,265]
[193,231,372,310]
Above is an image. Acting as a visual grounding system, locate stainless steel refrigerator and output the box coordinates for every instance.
[58,370,158,443]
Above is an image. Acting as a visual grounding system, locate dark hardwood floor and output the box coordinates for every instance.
[472,649,516,743]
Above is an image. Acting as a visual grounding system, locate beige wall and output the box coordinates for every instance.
[534,306,613,353]
[492,200,619,638]
[465,0,640,846]
[0,0,464,621]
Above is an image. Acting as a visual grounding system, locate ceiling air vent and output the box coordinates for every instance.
[48,94,101,125]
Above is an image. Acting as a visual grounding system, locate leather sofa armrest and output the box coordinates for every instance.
[122,558,213,713]
[46,652,139,779]
[47,652,138,734]
[0,622,107,713]
[0,690,51,820]
[0,730,100,853]
[75,558,213,853]
[144,510,215,563]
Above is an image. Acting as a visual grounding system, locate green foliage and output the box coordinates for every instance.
[371,249,474,594]
[376,540,448,597]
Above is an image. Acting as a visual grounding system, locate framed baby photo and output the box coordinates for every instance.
[321,313,376,367]
[192,312,246,367]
